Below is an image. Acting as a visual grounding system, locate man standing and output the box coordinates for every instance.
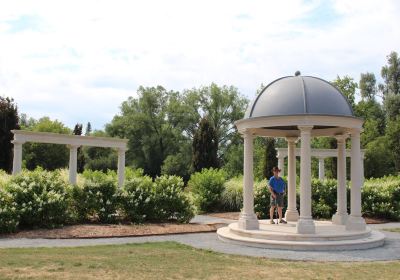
[269,167,287,224]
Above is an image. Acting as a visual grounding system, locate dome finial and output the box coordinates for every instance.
[295,70,301,76]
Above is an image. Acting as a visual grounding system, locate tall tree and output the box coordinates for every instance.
[359,72,377,101]
[73,123,85,173]
[331,75,358,107]
[0,97,20,173]
[262,137,277,179]
[106,86,187,178]
[380,51,400,96]
[192,117,218,172]
[85,122,92,136]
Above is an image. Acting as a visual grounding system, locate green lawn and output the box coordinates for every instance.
[0,242,399,280]
[383,228,400,233]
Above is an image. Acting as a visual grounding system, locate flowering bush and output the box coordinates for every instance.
[153,175,194,223]
[188,168,226,212]
[71,171,118,223]
[5,169,70,228]
[0,188,19,233]
[118,176,155,223]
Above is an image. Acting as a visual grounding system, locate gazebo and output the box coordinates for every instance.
[217,72,385,250]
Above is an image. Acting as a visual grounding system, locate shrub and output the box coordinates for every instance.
[254,180,270,219]
[71,171,118,223]
[188,168,226,212]
[118,176,155,223]
[311,179,338,219]
[221,177,243,211]
[0,188,19,233]
[6,169,70,228]
[153,175,194,223]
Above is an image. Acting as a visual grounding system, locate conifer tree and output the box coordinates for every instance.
[73,123,85,173]
[262,137,277,179]
[192,117,218,172]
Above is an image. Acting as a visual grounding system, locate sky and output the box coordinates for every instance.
[0,0,399,130]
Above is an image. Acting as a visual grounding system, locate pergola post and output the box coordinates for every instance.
[117,148,126,188]
[238,130,259,230]
[285,137,299,221]
[296,125,315,234]
[277,155,285,177]
[68,145,79,185]
[318,157,325,180]
[12,141,24,175]
[346,128,366,231]
[332,135,348,225]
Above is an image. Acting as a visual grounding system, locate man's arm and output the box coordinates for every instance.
[268,179,276,198]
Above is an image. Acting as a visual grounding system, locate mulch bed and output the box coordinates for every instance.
[1,223,222,239]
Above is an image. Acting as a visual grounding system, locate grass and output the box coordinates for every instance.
[383,228,400,233]
[0,242,399,279]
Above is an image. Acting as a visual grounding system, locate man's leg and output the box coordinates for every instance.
[278,207,283,220]
[270,206,275,223]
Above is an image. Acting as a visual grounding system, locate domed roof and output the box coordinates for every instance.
[245,74,354,119]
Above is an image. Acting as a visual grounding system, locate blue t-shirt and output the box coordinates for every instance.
[269,176,286,193]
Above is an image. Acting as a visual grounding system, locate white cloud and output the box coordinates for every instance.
[0,0,399,129]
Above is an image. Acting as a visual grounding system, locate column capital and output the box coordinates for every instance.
[347,127,361,135]
[241,130,254,140]
[298,125,313,132]
[285,136,299,144]
[12,140,25,145]
[335,134,348,143]
[67,144,80,149]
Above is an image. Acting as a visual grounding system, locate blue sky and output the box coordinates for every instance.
[0,0,399,130]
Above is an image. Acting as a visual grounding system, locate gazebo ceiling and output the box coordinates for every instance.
[245,73,354,119]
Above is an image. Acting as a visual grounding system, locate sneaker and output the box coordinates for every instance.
[270,219,275,224]
[279,219,287,224]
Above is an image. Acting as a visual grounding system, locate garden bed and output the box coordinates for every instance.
[0,223,222,239]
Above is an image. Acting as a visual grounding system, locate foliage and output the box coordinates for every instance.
[254,180,271,219]
[0,96,20,173]
[5,169,70,228]
[153,175,194,222]
[83,130,117,172]
[359,72,377,101]
[192,117,218,172]
[0,187,19,233]
[188,168,226,212]
[118,176,155,223]
[222,141,243,178]
[22,117,70,171]
[263,137,277,179]
[161,147,191,182]
[73,123,85,173]
[364,136,396,178]
[311,179,338,218]
[331,75,357,107]
[380,51,400,96]
[386,116,400,171]
[71,171,118,223]
[221,177,243,211]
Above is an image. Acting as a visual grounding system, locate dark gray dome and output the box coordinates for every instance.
[245,75,354,118]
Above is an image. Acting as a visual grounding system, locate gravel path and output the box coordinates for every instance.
[1,216,399,262]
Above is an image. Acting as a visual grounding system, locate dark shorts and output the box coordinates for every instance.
[270,193,284,207]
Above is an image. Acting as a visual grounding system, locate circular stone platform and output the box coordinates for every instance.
[217,221,385,251]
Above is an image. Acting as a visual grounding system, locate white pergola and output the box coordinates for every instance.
[11,130,129,187]
[275,147,365,181]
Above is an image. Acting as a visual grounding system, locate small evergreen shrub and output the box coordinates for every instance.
[188,168,226,212]
[6,169,70,228]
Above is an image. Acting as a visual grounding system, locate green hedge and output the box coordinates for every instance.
[0,168,194,233]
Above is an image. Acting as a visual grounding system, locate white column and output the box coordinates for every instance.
[318,157,325,180]
[238,131,259,230]
[361,153,365,186]
[332,135,348,225]
[346,128,366,231]
[285,137,299,221]
[117,148,126,188]
[12,141,24,175]
[68,145,79,185]
[277,156,285,177]
[296,125,315,234]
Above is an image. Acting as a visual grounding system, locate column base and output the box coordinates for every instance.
[296,217,315,234]
[345,215,366,231]
[238,212,259,230]
[285,209,299,222]
[332,212,349,225]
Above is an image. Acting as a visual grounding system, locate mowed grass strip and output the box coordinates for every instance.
[0,242,399,280]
